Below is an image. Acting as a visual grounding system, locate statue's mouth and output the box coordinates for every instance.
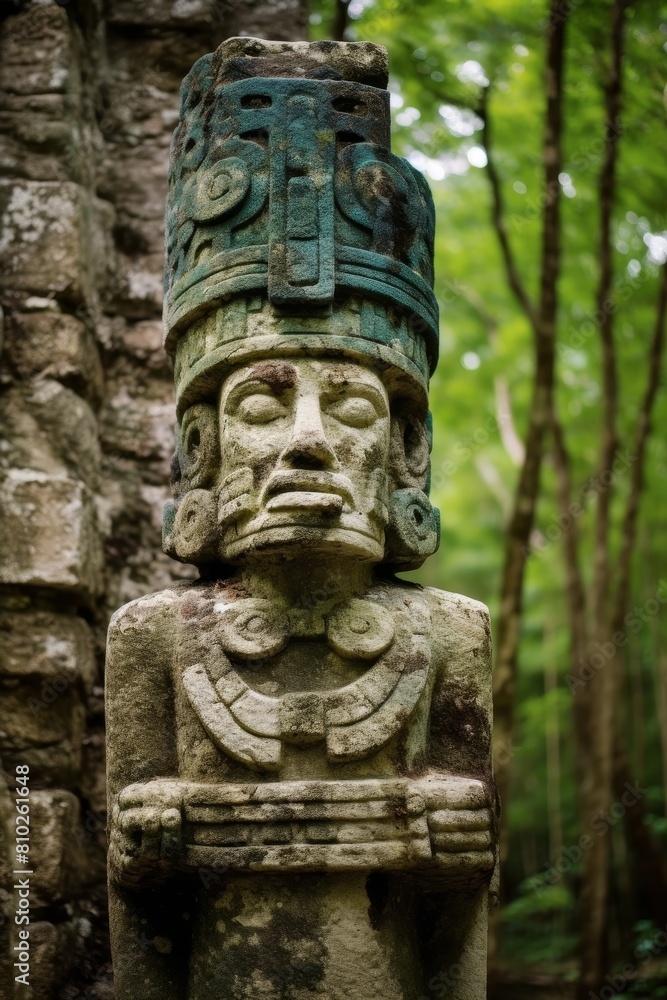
[262,471,355,515]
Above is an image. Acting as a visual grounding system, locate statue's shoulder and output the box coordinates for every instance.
[423,587,491,636]
[108,581,219,639]
[373,578,489,628]
[371,579,490,651]
[107,578,254,642]
[375,577,489,660]
[422,587,492,692]
[371,579,491,677]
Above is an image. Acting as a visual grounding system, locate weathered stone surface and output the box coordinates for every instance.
[0,5,219,997]
[21,918,84,1000]
[105,0,310,41]
[0,676,86,787]
[105,317,171,372]
[0,95,78,182]
[210,1,309,42]
[0,182,113,304]
[0,180,86,300]
[100,370,174,466]
[0,4,72,98]
[4,308,105,405]
[0,472,103,602]
[30,789,82,907]
[0,380,101,489]
[106,37,496,1000]
[0,180,85,301]
[106,0,223,28]
[0,609,96,688]
[96,32,209,321]
[100,459,196,614]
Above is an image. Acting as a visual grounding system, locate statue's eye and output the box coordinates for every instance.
[327,397,378,428]
[236,394,286,424]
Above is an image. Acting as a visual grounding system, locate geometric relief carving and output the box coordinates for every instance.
[112,774,494,883]
[182,593,432,770]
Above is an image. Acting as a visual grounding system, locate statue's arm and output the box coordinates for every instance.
[106,591,182,887]
[421,588,497,883]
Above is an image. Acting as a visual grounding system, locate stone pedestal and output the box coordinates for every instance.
[189,874,422,999]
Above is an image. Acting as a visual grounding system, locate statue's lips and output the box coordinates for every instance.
[266,492,344,514]
[262,472,354,515]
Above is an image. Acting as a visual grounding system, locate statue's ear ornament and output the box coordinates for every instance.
[177,404,219,490]
[164,464,260,564]
[169,488,220,565]
[389,410,431,491]
[385,487,440,571]
[163,403,223,563]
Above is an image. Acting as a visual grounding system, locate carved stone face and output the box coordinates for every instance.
[217,357,391,563]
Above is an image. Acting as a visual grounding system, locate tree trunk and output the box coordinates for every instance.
[491,0,568,856]
[613,744,667,928]
[655,653,667,819]
[575,3,628,992]
[545,628,563,866]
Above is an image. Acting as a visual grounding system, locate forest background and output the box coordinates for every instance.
[346,0,667,997]
[0,0,665,998]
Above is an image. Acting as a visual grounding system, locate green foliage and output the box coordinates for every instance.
[310,0,667,979]
[624,921,667,996]
[499,879,579,969]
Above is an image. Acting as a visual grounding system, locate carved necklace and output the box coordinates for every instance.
[181,594,432,772]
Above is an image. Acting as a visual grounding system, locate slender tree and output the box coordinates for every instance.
[485,0,569,851]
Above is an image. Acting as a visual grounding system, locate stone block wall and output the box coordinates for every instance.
[0,3,237,995]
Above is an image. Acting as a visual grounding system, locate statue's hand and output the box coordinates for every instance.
[109,780,183,886]
[419,775,495,877]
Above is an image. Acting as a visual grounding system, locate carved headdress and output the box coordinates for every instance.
[164,37,438,412]
[163,37,441,570]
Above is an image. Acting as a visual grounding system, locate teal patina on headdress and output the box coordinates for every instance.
[164,38,439,416]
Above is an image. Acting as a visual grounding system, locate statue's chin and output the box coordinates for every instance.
[221,520,384,564]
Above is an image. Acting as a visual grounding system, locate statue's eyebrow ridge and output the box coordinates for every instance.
[247,361,298,391]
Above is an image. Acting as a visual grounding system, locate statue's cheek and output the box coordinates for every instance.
[220,420,286,470]
[326,420,389,469]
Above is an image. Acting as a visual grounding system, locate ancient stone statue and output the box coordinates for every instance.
[106,37,497,1000]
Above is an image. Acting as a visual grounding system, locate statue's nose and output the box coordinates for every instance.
[280,394,337,469]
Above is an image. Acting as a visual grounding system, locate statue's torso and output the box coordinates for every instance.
[107,577,493,882]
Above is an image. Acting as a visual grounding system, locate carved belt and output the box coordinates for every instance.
[180,777,434,872]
